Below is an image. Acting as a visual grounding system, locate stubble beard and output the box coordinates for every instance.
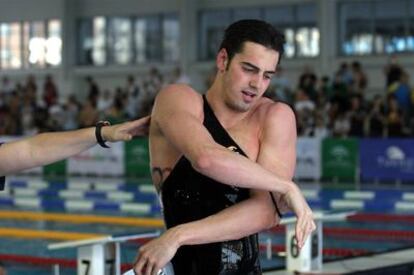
[224,94,250,113]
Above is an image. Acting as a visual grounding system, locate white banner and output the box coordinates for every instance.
[67,142,124,176]
[295,137,321,180]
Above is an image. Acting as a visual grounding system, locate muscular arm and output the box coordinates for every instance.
[257,103,297,214]
[153,84,295,194]
[163,103,297,246]
[134,94,315,275]
[0,116,150,175]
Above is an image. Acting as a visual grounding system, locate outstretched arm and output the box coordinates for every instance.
[0,116,150,175]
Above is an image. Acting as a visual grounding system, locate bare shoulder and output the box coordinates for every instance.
[153,84,204,119]
[255,99,296,139]
[257,99,295,126]
[156,83,202,105]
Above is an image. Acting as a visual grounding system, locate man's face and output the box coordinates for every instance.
[220,42,279,112]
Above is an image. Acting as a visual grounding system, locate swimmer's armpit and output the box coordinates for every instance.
[151,166,172,192]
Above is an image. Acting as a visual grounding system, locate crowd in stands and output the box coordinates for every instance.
[265,59,414,138]
[0,60,413,138]
[0,66,190,136]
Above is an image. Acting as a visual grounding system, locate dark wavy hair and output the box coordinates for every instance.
[219,19,285,66]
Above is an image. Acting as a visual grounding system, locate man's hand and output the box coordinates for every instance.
[103,116,151,142]
[281,185,316,250]
[133,229,179,275]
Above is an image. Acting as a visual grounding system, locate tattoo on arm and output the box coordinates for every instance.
[151,167,172,192]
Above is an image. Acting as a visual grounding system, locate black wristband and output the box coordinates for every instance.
[95,121,111,148]
[270,192,283,219]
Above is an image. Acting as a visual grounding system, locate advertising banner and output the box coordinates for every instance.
[360,139,414,181]
[322,138,358,181]
[67,142,124,176]
[43,160,67,177]
[124,138,150,177]
[295,137,321,180]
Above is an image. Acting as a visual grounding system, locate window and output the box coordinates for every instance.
[134,18,146,63]
[199,3,319,60]
[163,15,179,62]
[46,20,62,66]
[78,17,106,65]
[374,0,407,54]
[409,0,414,50]
[0,19,61,69]
[296,4,319,57]
[0,22,21,69]
[27,21,46,67]
[198,10,231,60]
[77,14,179,65]
[339,0,414,56]
[264,6,295,58]
[108,17,132,64]
[145,16,162,62]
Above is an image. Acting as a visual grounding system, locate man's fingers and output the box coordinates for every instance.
[145,258,154,275]
[295,222,303,249]
[296,214,316,250]
[134,252,147,275]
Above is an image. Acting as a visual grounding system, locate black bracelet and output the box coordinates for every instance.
[95,121,111,148]
[270,192,283,219]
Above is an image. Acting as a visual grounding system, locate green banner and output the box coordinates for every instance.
[43,160,67,177]
[124,137,151,178]
[322,138,358,181]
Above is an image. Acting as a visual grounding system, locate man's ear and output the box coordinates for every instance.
[216,48,229,72]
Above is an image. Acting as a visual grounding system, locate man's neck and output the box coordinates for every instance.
[205,88,251,129]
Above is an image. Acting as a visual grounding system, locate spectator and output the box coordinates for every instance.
[78,97,99,128]
[332,111,350,138]
[365,95,386,137]
[0,76,14,104]
[351,61,368,95]
[298,66,318,101]
[348,95,366,137]
[105,88,128,124]
[336,62,353,87]
[269,66,292,103]
[97,89,113,114]
[388,71,412,115]
[385,95,404,137]
[169,66,191,85]
[86,76,100,103]
[311,114,330,138]
[43,74,58,107]
[294,89,315,136]
[62,95,80,130]
[124,75,141,118]
[384,55,402,89]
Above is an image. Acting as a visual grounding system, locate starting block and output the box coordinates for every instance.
[48,231,160,275]
[280,211,354,273]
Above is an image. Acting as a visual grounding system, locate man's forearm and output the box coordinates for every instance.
[193,146,295,195]
[170,195,277,247]
[1,128,96,174]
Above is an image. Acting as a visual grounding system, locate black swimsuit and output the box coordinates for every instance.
[160,95,261,275]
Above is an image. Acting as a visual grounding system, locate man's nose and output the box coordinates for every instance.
[249,74,263,90]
